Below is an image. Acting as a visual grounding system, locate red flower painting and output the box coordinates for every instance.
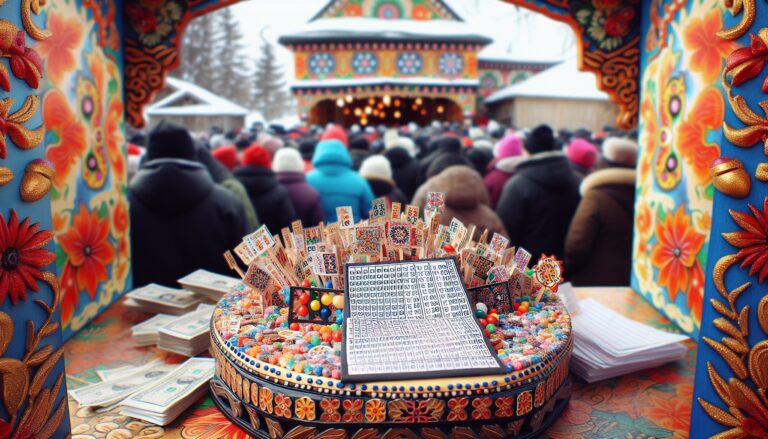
[58,204,114,299]
[0,210,55,306]
[723,197,768,283]
[651,206,705,300]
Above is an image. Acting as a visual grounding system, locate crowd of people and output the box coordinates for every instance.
[126,119,638,289]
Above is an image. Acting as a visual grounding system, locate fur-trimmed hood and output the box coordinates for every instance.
[580,167,635,196]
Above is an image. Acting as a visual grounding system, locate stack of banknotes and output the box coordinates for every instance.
[125,284,202,315]
[156,304,216,356]
[177,269,241,302]
[70,358,214,425]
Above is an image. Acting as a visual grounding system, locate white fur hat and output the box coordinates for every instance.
[603,137,638,166]
[272,148,304,173]
[359,155,393,182]
[473,139,493,149]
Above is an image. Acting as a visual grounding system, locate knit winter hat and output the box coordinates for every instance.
[260,135,284,156]
[321,124,348,147]
[242,145,272,168]
[524,124,557,154]
[146,120,196,161]
[211,144,238,170]
[566,138,599,169]
[359,155,394,183]
[603,137,638,167]
[494,134,523,159]
[272,148,304,173]
[349,136,371,151]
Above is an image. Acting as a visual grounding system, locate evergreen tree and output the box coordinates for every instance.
[212,8,252,106]
[175,12,219,89]
[252,39,290,121]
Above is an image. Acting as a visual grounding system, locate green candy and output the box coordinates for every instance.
[475,309,486,318]
[311,336,322,346]
[486,323,497,333]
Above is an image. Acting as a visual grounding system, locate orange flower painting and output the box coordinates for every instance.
[682,9,739,83]
[44,90,87,187]
[34,11,83,85]
[651,207,705,301]
[676,87,723,186]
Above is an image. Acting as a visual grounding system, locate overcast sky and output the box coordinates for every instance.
[228,0,575,82]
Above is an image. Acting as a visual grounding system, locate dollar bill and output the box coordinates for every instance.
[127,284,200,309]
[132,314,176,335]
[177,269,240,294]
[70,362,176,407]
[158,308,211,341]
[121,358,215,425]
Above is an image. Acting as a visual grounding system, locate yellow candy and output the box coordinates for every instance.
[310,300,321,311]
[332,295,345,309]
[321,294,333,306]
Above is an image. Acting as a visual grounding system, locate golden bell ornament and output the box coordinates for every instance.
[710,157,750,198]
[20,159,55,202]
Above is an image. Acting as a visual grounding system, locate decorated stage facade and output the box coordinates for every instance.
[0,0,767,437]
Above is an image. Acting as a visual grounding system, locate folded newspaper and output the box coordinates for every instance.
[571,298,689,383]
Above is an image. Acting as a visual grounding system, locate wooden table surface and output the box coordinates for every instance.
[63,287,696,438]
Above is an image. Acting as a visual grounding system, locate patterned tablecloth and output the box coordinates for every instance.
[64,287,696,438]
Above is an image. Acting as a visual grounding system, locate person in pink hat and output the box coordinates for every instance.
[484,134,526,209]
[566,138,599,179]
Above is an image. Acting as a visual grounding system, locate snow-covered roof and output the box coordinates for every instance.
[290,77,479,89]
[279,18,492,45]
[478,43,563,65]
[484,58,609,103]
[146,77,249,117]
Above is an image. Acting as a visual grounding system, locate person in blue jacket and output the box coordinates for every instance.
[307,139,374,222]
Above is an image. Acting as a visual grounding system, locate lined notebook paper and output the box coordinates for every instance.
[571,298,689,383]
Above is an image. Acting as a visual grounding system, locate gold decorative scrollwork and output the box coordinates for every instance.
[717,0,756,40]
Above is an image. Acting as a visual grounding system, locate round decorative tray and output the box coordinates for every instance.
[209,285,573,438]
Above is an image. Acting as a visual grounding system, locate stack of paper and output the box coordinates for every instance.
[132,314,177,346]
[571,298,689,383]
[70,360,176,408]
[121,358,215,426]
[178,269,241,302]
[126,284,201,315]
[156,305,215,356]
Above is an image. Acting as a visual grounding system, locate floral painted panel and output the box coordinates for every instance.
[631,0,731,338]
[316,0,459,21]
[38,0,131,339]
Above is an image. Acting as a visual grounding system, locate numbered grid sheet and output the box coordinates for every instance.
[342,258,505,381]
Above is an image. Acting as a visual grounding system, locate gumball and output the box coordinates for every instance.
[310,300,321,311]
[443,243,455,253]
[301,279,311,288]
[484,329,491,338]
[489,308,498,315]
[476,303,488,313]
[325,280,334,289]
[321,294,333,306]
[479,318,488,327]
[330,324,340,332]
[299,293,310,305]
[333,331,342,342]
[332,295,345,309]
[311,335,322,345]
[290,322,300,331]
[486,323,497,333]
[475,309,486,318]
[297,305,309,317]
[322,333,332,342]
[310,279,317,287]
[320,307,331,320]
[487,315,498,325]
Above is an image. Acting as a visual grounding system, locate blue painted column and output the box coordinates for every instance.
[691,1,768,437]
[0,0,70,436]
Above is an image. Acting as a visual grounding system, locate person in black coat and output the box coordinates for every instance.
[384,137,421,200]
[348,136,372,171]
[129,120,247,287]
[496,124,582,259]
[234,144,298,233]
[418,136,464,181]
